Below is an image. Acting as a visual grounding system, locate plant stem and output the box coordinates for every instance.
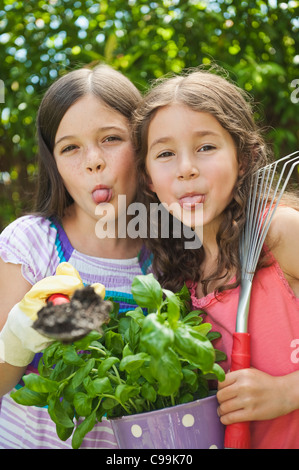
[88,346,107,356]
[102,394,131,414]
[170,394,175,407]
[128,398,139,413]
[58,371,77,387]
[112,364,122,384]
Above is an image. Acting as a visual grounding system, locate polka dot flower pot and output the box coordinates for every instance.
[111,394,224,449]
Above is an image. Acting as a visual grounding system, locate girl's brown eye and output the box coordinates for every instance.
[157,151,174,158]
[104,136,121,142]
[198,145,215,152]
[61,145,78,153]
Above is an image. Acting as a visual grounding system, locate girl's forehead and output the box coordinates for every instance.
[62,95,128,124]
[146,104,236,152]
[55,95,130,142]
[149,104,221,130]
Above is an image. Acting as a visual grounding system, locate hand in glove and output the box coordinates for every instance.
[0,263,105,367]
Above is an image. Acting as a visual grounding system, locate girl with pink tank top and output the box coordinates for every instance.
[133,66,299,449]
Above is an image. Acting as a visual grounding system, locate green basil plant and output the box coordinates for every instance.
[11,274,226,449]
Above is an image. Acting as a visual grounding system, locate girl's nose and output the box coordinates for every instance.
[85,147,106,172]
[177,154,199,180]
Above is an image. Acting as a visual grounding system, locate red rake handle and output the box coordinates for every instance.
[47,293,70,305]
[224,332,251,449]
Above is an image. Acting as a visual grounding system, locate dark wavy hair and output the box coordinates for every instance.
[34,64,142,219]
[133,66,272,294]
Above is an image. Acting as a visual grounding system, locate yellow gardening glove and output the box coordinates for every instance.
[19,262,84,321]
[0,263,105,367]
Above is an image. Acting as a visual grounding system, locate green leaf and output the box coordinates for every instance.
[178,393,194,405]
[115,384,140,404]
[141,382,157,402]
[42,342,63,368]
[139,364,156,384]
[83,376,113,397]
[215,349,227,362]
[23,374,59,393]
[101,398,118,410]
[49,359,75,382]
[210,362,226,382]
[126,307,146,327]
[10,387,48,407]
[182,368,198,391]
[131,274,163,310]
[104,330,124,355]
[140,313,174,357]
[174,323,215,372]
[71,359,95,389]
[192,322,212,336]
[74,331,102,350]
[128,318,141,353]
[97,357,120,376]
[72,411,97,449]
[177,283,191,304]
[122,343,133,358]
[182,310,204,325]
[150,348,182,396]
[37,356,52,378]
[55,399,75,441]
[118,316,131,336]
[63,345,85,366]
[56,423,74,442]
[207,331,221,342]
[73,392,93,417]
[162,288,181,327]
[119,352,150,373]
[48,396,74,429]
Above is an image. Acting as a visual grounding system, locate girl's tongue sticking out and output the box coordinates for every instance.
[92,188,112,204]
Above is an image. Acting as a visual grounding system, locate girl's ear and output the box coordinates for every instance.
[146,175,155,193]
[148,182,155,193]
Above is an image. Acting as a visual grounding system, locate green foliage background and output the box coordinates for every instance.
[0,0,298,231]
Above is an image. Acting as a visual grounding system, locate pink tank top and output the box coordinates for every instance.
[188,247,299,449]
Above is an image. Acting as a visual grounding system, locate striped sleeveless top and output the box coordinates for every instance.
[0,215,152,448]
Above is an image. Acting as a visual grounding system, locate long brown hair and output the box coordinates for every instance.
[133,66,298,294]
[34,64,142,219]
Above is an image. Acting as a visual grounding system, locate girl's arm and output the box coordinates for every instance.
[0,258,32,396]
[268,206,299,297]
[0,363,27,397]
[0,258,32,330]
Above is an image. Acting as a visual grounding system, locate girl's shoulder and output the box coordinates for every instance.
[0,214,58,253]
[0,215,60,284]
[1,214,52,235]
[267,206,299,294]
[267,206,299,253]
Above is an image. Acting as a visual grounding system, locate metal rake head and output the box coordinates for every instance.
[240,150,299,280]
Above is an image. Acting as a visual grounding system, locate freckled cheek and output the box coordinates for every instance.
[115,153,138,196]
[55,161,84,198]
[121,149,137,175]
[56,159,84,178]
[124,165,138,194]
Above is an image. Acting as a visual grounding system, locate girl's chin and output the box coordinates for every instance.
[180,211,203,230]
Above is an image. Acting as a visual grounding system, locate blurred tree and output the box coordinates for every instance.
[0,0,298,230]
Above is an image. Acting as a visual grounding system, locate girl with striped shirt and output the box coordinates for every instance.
[0,65,152,449]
